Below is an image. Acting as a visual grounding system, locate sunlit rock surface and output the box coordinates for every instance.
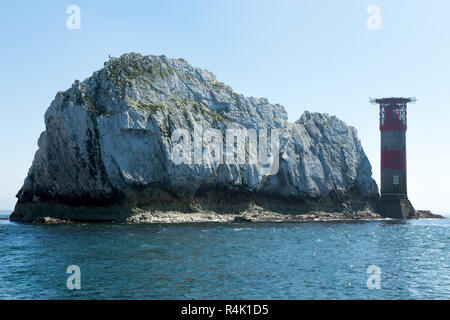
[11,53,379,222]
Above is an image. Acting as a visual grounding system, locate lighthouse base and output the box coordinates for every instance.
[379,195,415,219]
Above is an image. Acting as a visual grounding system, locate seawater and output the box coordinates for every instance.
[0,212,449,299]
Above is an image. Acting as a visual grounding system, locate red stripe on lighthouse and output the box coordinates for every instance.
[381,150,406,170]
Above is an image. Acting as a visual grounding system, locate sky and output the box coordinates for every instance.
[0,0,449,213]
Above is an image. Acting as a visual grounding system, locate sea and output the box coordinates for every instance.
[0,211,448,299]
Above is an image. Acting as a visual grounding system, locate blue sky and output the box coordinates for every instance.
[0,0,449,213]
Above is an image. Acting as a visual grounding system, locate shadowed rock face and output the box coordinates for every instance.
[11,53,379,222]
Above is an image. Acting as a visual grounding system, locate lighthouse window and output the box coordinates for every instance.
[393,106,406,122]
[380,106,385,125]
[393,175,399,185]
[393,159,398,165]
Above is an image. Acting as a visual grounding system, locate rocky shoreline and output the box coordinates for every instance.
[124,209,385,224]
[25,211,445,225]
[15,203,444,225]
[27,210,385,225]
[11,188,383,223]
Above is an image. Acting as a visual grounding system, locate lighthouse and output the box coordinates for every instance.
[370,97,416,219]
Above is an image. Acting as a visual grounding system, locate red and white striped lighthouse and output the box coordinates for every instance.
[370,97,416,219]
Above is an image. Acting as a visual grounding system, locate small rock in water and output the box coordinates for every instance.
[409,210,445,219]
[32,217,71,224]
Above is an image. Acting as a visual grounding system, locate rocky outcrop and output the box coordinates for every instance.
[11,53,379,222]
[408,210,445,219]
[32,217,72,224]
